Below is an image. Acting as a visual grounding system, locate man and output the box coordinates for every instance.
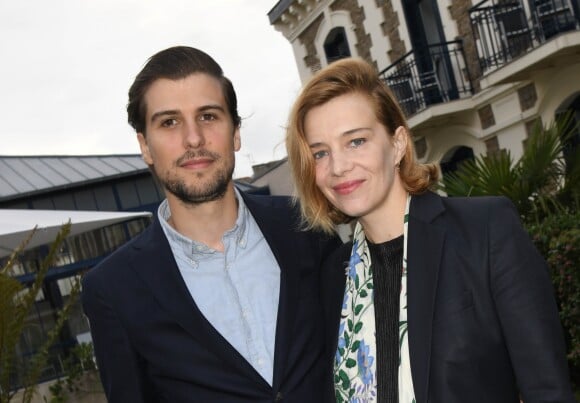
[82,46,340,402]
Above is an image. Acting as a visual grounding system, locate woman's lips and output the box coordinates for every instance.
[332,180,364,195]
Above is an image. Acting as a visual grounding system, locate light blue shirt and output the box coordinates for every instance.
[157,190,281,385]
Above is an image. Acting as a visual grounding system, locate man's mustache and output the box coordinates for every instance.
[176,149,221,166]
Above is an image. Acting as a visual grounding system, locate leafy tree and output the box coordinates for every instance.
[441,113,578,222]
[0,223,81,403]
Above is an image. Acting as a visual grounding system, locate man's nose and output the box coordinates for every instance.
[183,122,205,148]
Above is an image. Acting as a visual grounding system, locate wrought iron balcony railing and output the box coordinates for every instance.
[379,41,473,117]
[469,0,580,73]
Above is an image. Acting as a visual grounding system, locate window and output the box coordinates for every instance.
[324,27,350,64]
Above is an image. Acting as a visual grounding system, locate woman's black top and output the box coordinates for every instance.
[367,234,404,403]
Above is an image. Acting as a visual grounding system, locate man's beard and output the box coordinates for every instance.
[158,150,235,205]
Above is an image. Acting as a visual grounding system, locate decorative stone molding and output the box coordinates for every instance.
[375,0,406,63]
[518,83,538,112]
[523,117,542,149]
[449,0,481,92]
[478,104,495,129]
[330,0,375,67]
[299,14,325,74]
[270,0,321,39]
[485,135,500,156]
[525,117,542,137]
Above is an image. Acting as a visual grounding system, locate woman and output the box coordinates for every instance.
[285,58,574,403]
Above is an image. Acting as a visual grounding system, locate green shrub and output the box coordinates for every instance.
[0,223,81,403]
[528,211,580,386]
[47,342,99,403]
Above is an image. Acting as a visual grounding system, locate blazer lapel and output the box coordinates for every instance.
[407,192,446,403]
[128,218,269,387]
[241,193,300,391]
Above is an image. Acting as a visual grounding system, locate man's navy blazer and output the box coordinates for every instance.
[322,191,575,402]
[82,192,341,402]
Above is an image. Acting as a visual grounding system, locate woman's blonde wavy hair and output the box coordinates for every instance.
[285,58,439,234]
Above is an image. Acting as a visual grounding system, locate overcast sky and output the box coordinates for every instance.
[0,1,301,178]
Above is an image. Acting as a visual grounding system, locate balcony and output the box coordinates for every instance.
[470,0,580,84]
[378,41,473,118]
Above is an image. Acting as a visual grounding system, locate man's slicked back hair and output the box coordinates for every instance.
[127,46,241,135]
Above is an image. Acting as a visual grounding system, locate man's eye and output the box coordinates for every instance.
[161,118,178,128]
[199,113,216,122]
[350,138,366,148]
[313,150,328,160]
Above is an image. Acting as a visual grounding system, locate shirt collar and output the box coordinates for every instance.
[157,188,249,257]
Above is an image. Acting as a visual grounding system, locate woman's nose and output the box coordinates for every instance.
[330,150,353,176]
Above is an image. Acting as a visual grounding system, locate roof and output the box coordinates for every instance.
[268,0,293,24]
[250,157,288,182]
[0,155,148,202]
[0,154,272,203]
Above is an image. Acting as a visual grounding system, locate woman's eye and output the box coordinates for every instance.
[313,150,328,160]
[350,138,366,148]
[161,118,178,128]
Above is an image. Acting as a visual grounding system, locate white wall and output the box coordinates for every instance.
[423,124,485,162]
[360,0,390,70]
[291,40,313,83]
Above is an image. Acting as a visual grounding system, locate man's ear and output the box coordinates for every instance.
[137,133,153,165]
[393,126,408,165]
[233,127,241,152]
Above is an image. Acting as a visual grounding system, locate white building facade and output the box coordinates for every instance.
[268,0,580,174]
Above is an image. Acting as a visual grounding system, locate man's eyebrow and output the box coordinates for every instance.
[150,110,179,123]
[149,104,226,123]
[198,104,225,113]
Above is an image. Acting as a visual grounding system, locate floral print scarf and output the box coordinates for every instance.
[334,194,415,402]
